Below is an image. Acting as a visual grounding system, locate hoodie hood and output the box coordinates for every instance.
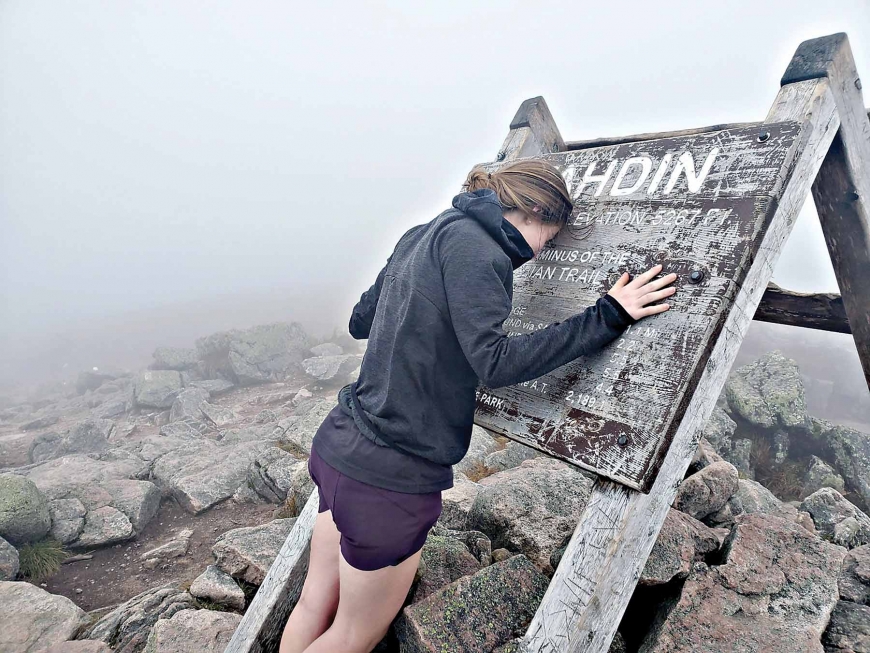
[451,188,534,269]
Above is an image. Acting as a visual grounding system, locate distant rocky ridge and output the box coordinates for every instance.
[0,320,867,652]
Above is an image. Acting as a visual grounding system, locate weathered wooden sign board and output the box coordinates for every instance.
[473,123,801,491]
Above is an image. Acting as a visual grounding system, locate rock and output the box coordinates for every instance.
[0,432,38,467]
[60,419,115,457]
[101,479,161,532]
[276,398,336,454]
[467,457,595,574]
[195,322,312,386]
[409,535,482,604]
[76,369,119,395]
[74,506,134,549]
[804,455,846,495]
[724,350,808,429]
[198,401,237,427]
[839,545,870,604]
[492,548,513,563]
[453,426,502,478]
[429,526,493,567]
[0,536,19,580]
[700,407,737,456]
[772,430,790,465]
[482,441,544,474]
[672,461,739,521]
[151,346,199,371]
[728,438,754,479]
[49,498,87,545]
[213,518,296,585]
[301,354,362,382]
[688,437,724,475]
[144,608,241,653]
[150,440,269,514]
[189,564,245,610]
[0,474,51,545]
[0,581,86,652]
[822,601,870,653]
[812,422,870,511]
[437,475,482,531]
[93,398,130,419]
[639,513,846,653]
[189,379,236,396]
[255,409,278,424]
[22,414,60,431]
[247,447,304,504]
[641,509,721,586]
[84,584,198,649]
[159,421,206,439]
[41,642,112,652]
[140,529,194,567]
[133,370,184,409]
[395,555,549,653]
[310,342,343,357]
[801,488,870,549]
[169,388,210,423]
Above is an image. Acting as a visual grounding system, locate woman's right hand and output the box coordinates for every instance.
[606,264,677,321]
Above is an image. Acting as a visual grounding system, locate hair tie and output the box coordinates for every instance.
[487,172,492,181]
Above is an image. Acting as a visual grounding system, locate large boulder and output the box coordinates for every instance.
[83,584,198,651]
[213,518,296,585]
[639,513,846,653]
[453,426,502,478]
[395,554,549,653]
[0,474,51,545]
[0,581,87,652]
[144,608,241,653]
[724,350,808,429]
[801,488,870,549]
[0,536,19,580]
[838,544,870,605]
[301,354,362,383]
[804,455,846,496]
[438,475,483,531]
[466,457,594,574]
[482,441,544,475]
[822,601,870,652]
[189,564,246,610]
[409,534,482,604]
[168,387,210,423]
[74,505,134,549]
[150,440,269,514]
[641,509,721,586]
[275,398,336,454]
[0,432,39,467]
[194,322,311,386]
[247,447,305,504]
[133,370,184,409]
[672,461,739,521]
[810,420,870,512]
[151,346,199,371]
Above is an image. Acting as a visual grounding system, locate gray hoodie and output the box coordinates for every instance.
[323,187,635,486]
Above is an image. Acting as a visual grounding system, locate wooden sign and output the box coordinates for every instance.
[473,122,801,491]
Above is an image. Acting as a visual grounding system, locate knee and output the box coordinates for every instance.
[293,590,337,626]
[328,620,388,653]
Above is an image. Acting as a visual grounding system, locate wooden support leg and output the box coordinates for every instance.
[520,71,841,653]
[224,489,319,653]
[785,33,870,392]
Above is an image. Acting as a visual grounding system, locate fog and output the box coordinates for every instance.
[2,1,870,408]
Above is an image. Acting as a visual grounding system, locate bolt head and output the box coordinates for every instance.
[495,151,506,161]
[617,434,628,446]
[757,132,770,143]
[689,269,704,283]
[857,78,863,90]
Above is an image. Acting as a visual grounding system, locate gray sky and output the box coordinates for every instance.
[2,1,869,386]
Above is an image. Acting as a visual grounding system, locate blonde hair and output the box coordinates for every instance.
[461,159,573,226]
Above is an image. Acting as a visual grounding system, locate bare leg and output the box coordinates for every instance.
[303,545,423,653]
[278,509,342,653]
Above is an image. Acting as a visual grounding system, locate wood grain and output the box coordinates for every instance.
[754,282,850,333]
[474,122,801,490]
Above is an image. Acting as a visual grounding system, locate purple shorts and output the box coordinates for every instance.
[307,445,442,571]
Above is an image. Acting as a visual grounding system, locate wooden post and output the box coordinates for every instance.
[497,96,565,161]
[224,489,319,653]
[787,33,870,391]
[520,54,841,653]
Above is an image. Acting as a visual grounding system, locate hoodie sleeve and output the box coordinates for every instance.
[348,254,392,340]
[439,225,636,389]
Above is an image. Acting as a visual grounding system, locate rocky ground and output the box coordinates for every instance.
[0,320,868,652]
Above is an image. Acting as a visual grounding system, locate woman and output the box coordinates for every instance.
[280,159,677,653]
